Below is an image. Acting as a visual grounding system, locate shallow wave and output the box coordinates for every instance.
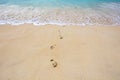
[0,3,120,26]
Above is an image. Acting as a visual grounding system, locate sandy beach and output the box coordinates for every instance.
[0,24,120,80]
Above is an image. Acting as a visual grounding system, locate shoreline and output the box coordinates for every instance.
[1,24,120,27]
[0,2,120,26]
[0,24,120,80]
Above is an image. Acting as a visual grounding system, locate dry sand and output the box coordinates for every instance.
[0,24,120,80]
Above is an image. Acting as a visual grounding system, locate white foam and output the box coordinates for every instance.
[0,3,120,26]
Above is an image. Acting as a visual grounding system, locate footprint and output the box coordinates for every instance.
[50,44,56,50]
[50,59,58,68]
[50,59,54,61]
[59,35,63,39]
[52,61,58,68]
[58,30,63,39]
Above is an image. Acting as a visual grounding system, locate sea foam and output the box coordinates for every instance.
[0,3,120,26]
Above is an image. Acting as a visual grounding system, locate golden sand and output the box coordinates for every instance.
[0,24,120,80]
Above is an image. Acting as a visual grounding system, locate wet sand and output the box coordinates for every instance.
[0,24,120,80]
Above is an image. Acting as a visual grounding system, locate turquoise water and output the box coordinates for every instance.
[0,0,120,7]
[0,0,120,6]
[0,0,120,26]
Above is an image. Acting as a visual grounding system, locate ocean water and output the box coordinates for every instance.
[0,0,120,26]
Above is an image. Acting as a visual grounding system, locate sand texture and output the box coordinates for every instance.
[0,24,120,80]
